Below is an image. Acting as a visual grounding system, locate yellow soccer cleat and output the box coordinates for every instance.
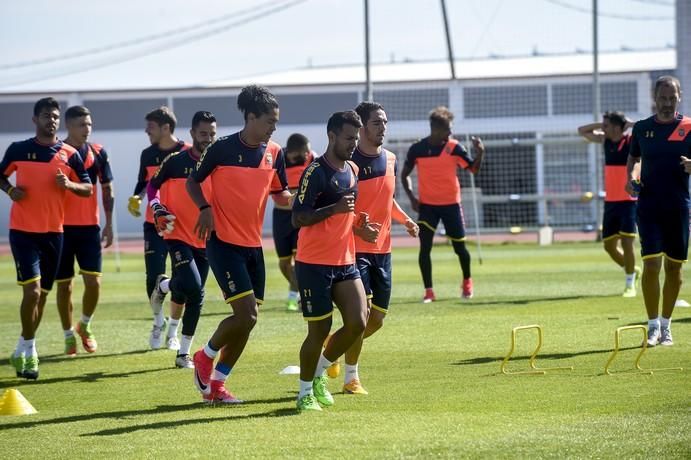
[622,286,636,298]
[323,333,340,378]
[326,360,341,379]
[343,379,368,395]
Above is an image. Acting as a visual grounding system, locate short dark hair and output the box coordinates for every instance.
[237,85,279,121]
[191,110,216,129]
[286,133,309,152]
[429,106,454,128]
[327,111,363,135]
[65,105,91,121]
[145,106,177,133]
[34,97,60,117]
[654,75,681,96]
[603,111,627,129]
[355,101,384,125]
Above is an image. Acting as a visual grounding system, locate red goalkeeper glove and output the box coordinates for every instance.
[152,203,176,236]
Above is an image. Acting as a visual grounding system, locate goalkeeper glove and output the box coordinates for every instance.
[127,195,142,217]
[152,203,176,236]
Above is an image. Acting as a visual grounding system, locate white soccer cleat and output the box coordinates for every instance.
[149,322,166,349]
[659,327,673,346]
[646,325,660,347]
[150,274,169,314]
[167,336,180,351]
[175,354,194,368]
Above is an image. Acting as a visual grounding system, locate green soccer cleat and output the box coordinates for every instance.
[65,335,77,356]
[313,375,334,407]
[286,298,299,312]
[9,353,25,378]
[23,355,39,380]
[296,394,322,412]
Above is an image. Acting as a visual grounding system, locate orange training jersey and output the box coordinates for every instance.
[64,143,114,226]
[603,134,635,202]
[190,132,287,247]
[0,138,91,233]
[352,147,397,254]
[285,151,315,190]
[150,147,212,248]
[404,137,473,205]
[133,140,188,224]
[294,155,358,265]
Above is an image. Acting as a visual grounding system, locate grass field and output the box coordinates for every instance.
[0,242,689,459]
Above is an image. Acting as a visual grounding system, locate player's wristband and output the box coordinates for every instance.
[199,204,211,211]
[6,185,14,195]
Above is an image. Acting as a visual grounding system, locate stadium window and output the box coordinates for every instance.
[372,88,449,121]
[83,99,168,130]
[0,101,68,133]
[173,96,243,127]
[552,81,638,115]
[277,92,359,124]
[463,85,548,119]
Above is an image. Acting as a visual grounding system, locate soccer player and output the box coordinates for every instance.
[338,102,419,395]
[1,97,92,379]
[272,133,314,311]
[187,85,291,404]
[56,105,115,356]
[128,107,188,350]
[292,110,380,412]
[147,111,217,368]
[578,112,640,297]
[627,75,691,347]
[401,106,485,302]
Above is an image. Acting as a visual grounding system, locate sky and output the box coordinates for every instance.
[0,0,677,92]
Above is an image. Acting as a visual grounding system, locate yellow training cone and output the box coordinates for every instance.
[0,389,37,416]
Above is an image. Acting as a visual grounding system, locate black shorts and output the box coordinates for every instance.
[167,239,209,306]
[418,203,466,241]
[144,221,167,276]
[295,261,360,321]
[356,252,392,313]
[272,208,298,259]
[602,201,637,241]
[9,229,63,292]
[206,233,265,304]
[56,225,102,281]
[637,204,690,263]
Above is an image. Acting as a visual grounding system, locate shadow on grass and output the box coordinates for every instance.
[460,294,613,307]
[0,348,160,367]
[452,346,641,366]
[624,316,691,325]
[0,366,171,390]
[0,396,297,431]
[83,407,298,436]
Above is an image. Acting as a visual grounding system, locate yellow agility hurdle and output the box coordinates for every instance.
[604,325,684,375]
[500,324,574,375]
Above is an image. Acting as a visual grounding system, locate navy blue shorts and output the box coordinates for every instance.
[9,229,63,291]
[637,204,690,263]
[206,233,265,304]
[272,208,298,259]
[356,252,392,313]
[295,261,360,321]
[602,201,637,241]
[56,225,102,281]
[418,203,466,241]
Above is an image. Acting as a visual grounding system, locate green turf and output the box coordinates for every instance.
[0,242,689,459]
